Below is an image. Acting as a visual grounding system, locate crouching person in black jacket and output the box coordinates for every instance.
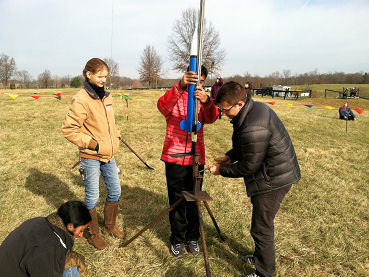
[208,81,301,277]
[0,201,91,277]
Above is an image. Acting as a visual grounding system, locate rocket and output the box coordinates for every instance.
[180,28,201,133]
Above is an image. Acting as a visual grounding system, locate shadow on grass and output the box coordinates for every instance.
[119,185,169,242]
[25,168,82,209]
[24,169,253,274]
[202,210,255,275]
[119,185,254,275]
[119,185,198,275]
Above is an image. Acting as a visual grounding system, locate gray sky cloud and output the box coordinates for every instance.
[0,0,368,80]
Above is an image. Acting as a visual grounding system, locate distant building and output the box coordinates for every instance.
[272,85,291,97]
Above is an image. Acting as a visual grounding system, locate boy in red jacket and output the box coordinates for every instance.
[157,66,218,258]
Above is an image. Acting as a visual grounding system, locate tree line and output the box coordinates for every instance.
[223,69,369,90]
[2,51,367,90]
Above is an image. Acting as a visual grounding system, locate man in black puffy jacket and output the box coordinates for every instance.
[208,81,301,277]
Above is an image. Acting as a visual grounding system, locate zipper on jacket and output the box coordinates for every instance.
[53,231,67,249]
[101,97,114,158]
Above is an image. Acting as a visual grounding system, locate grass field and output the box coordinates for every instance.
[1,87,368,276]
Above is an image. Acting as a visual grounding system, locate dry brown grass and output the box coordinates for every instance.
[0,88,368,276]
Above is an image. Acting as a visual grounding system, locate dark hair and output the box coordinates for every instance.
[57,201,91,228]
[245,82,252,98]
[83,58,109,80]
[186,65,208,79]
[216,81,246,105]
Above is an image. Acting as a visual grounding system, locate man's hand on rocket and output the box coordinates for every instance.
[180,71,208,104]
[180,71,198,89]
[194,86,209,103]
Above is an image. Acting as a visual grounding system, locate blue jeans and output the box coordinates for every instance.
[81,157,121,210]
[63,266,79,277]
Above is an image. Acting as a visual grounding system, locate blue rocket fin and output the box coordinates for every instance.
[180,120,201,132]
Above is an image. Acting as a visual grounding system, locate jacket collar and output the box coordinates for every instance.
[83,80,110,99]
[231,98,254,128]
[46,212,74,249]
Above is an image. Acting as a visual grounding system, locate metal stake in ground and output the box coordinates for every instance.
[70,138,155,170]
[119,137,155,170]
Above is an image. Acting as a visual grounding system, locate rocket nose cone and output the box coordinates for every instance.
[190,28,198,56]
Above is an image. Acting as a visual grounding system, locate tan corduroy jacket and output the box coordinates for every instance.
[62,82,120,162]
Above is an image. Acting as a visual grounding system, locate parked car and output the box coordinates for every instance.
[256,86,273,96]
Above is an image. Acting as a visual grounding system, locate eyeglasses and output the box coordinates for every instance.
[217,103,237,113]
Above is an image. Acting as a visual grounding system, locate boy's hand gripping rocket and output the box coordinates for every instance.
[180,28,201,133]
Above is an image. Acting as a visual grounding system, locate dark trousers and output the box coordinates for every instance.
[165,162,204,245]
[250,184,292,277]
[339,114,355,120]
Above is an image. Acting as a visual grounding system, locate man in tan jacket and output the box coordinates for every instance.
[62,58,125,250]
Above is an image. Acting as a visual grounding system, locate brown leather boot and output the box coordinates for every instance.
[88,208,108,250]
[103,201,126,238]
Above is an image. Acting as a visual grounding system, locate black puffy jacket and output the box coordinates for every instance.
[219,98,301,197]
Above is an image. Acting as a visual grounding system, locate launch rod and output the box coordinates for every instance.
[191,0,206,148]
[173,0,206,157]
[180,28,201,134]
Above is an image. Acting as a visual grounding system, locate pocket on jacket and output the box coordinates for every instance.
[261,163,270,182]
[251,168,272,193]
[96,140,111,156]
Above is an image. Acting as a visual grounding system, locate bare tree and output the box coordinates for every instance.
[119,76,133,89]
[53,75,62,88]
[282,69,291,85]
[104,58,119,89]
[15,70,32,88]
[132,80,143,89]
[60,75,71,88]
[168,8,225,74]
[138,45,163,88]
[38,69,52,88]
[0,54,17,88]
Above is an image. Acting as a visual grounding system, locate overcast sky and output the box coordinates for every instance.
[1,0,368,80]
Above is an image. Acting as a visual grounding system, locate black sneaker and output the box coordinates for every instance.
[171,243,184,258]
[187,240,200,255]
[245,273,261,277]
[240,254,255,264]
